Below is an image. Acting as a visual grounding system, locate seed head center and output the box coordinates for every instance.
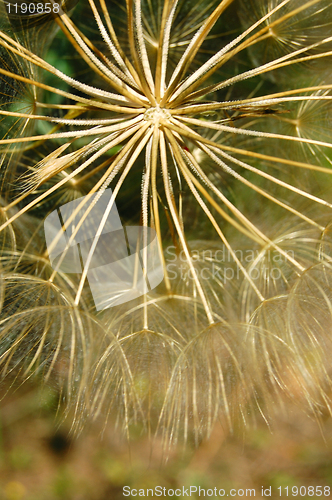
[144,105,171,124]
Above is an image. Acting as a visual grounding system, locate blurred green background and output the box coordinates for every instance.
[0,381,332,500]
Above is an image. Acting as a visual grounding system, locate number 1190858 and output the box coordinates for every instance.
[278,486,330,496]
[5,2,60,14]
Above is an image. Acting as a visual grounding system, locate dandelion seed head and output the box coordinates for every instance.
[0,0,332,445]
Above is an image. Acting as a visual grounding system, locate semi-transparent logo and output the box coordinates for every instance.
[44,189,164,310]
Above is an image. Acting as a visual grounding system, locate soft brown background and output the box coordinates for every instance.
[0,382,332,500]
